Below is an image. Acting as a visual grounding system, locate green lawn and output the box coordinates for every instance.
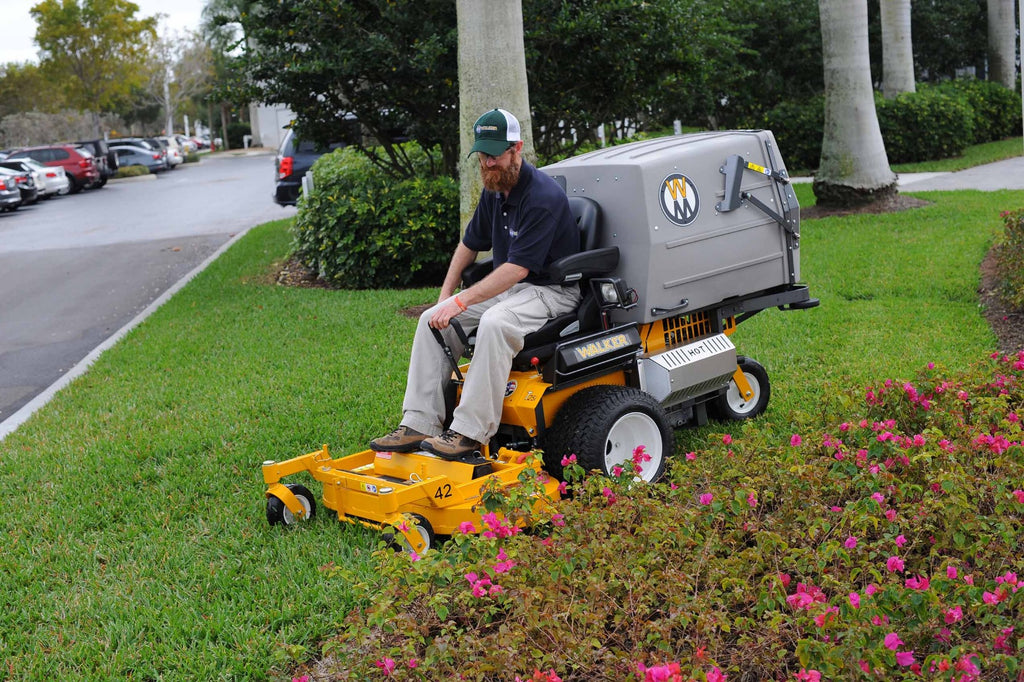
[1,186,1023,678]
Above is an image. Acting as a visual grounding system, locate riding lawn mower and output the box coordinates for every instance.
[262,129,818,553]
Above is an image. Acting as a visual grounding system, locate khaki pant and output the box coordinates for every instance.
[400,282,581,443]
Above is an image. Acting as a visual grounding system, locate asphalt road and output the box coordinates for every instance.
[0,150,296,433]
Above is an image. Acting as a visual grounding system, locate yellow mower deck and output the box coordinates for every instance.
[263,445,559,553]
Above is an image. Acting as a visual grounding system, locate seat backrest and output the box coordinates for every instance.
[568,196,601,252]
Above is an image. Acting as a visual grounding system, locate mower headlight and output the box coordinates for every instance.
[599,281,621,305]
[591,277,636,310]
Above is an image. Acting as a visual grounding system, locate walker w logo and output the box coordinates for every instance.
[659,173,699,226]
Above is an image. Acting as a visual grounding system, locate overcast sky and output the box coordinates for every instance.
[0,0,207,65]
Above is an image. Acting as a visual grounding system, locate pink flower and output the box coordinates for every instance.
[905,575,930,591]
[699,493,714,506]
[795,670,821,682]
[994,627,1015,653]
[895,534,907,547]
[896,651,916,667]
[407,659,419,669]
[886,556,905,573]
[458,521,476,534]
[557,481,569,495]
[944,606,963,624]
[871,492,885,505]
[983,591,1000,604]
[844,536,858,549]
[779,573,791,588]
[790,434,803,446]
[375,657,397,675]
[885,509,897,522]
[1013,490,1024,504]
[848,592,861,608]
[551,513,565,527]
[685,451,697,461]
[707,667,727,682]
[746,492,757,508]
[865,583,880,596]
[601,487,616,505]
[722,434,732,445]
[884,632,904,651]
[813,606,839,628]
[560,454,577,466]
[611,464,624,477]
[964,574,974,585]
[947,565,958,580]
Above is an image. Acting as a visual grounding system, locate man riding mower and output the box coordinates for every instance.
[262,112,818,553]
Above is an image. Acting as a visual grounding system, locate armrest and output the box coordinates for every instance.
[461,259,493,287]
[546,247,620,284]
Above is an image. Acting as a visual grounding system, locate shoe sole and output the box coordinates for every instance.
[369,440,422,453]
[420,442,480,461]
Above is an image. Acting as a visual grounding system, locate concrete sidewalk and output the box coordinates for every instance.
[792,155,1024,192]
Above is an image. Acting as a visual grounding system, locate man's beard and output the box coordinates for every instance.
[481,157,521,193]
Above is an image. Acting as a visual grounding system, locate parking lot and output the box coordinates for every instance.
[0,150,296,433]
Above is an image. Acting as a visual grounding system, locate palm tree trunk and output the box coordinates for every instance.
[880,0,915,99]
[987,0,1016,89]
[456,0,532,231]
[814,0,896,208]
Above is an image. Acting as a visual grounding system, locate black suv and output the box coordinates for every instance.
[75,139,118,184]
[274,129,353,206]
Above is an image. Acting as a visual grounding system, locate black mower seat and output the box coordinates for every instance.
[460,196,619,370]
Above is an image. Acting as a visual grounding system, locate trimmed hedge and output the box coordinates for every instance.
[760,80,1021,172]
[291,143,458,289]
[995,208,1024,310]
[875,88,974,164]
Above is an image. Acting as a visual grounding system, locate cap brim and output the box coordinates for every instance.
[469,139,509,157]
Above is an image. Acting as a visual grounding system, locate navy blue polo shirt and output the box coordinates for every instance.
[463,161,579,285]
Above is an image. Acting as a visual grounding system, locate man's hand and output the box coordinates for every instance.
[429,296,464,330]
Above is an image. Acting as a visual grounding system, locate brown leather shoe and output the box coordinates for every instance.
[370,425,427,452]
[420,430,481,461]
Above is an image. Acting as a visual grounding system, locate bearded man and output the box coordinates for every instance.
[370,108,581,460]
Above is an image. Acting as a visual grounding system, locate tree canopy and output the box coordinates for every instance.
[30,0,158,133]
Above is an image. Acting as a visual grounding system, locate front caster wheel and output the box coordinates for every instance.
[712,356,770,421]
[266,483,317,526]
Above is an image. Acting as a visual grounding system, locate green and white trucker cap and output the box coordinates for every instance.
[470,108,521,157]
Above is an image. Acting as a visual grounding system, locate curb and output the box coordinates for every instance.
[107,174,158,184]
[0,228,251,442]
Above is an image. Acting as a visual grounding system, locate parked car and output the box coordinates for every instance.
[0,174,21,211]
[0,159,47,197]
[274,129,349,206]
[112,145,168,173]
[157,136,184,166]
[109,137,171,168]
[75,138,118,182]
[174,134,197,154]
[0,166,39,205]
[6,157,70,197]
[6,144,101,194]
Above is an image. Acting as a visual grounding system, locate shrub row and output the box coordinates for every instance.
[291,143,458,289]
[764,79,1023,171]
[296,351,1024,681]
[995,208,1024,310]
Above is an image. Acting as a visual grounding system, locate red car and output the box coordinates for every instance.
[6,144,101,194]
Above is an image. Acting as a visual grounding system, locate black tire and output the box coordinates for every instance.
[543,385,671,483]
[67,176,82,194]
[266,483,317,526]
[711,356,770,421]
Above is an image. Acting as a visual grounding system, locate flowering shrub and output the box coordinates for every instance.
[298,352,1024,680]
[995,208,1024,311]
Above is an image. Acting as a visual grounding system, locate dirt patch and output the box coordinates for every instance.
[800,193,932,220]
[979,247,1024,355]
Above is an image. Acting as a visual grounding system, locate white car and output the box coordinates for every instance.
[158,136,185,166]
[0,157,69,197]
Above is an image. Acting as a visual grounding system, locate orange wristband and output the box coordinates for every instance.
[454,295,467,312]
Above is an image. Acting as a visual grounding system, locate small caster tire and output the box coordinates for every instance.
[266,483,317,526]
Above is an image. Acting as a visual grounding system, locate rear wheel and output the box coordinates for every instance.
[543,385,671,482]
[711,356,770,421]
[67,176,82,194]
[266,483,317,526]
